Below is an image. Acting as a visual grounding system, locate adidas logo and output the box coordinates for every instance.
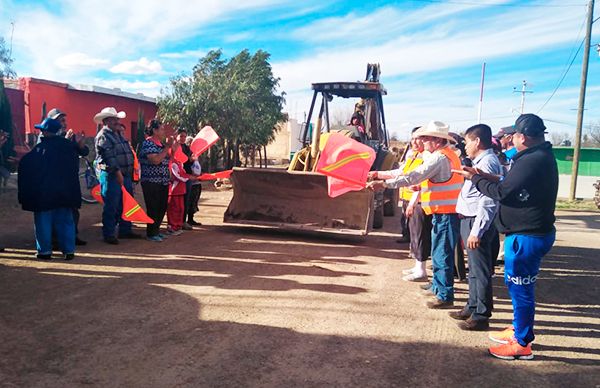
[506,274,538,285]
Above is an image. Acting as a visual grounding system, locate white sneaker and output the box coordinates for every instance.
[403,273,428,282]
[167,229,183,236]
[182,222,193,230]
[402,268,415,275]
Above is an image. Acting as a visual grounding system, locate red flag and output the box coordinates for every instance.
[90,184,104,204]
[121,186,154,224]
[198,169,233,181]
[173,145,188,164]
[190,126,219,157]
[316,133,376,198]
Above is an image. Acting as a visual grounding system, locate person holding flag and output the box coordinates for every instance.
[94,107,142,245]
[167,143,195,236]
[368,121,463,309]
[139,119,175,242]
[185,135,203,226]
[400,129,433,282]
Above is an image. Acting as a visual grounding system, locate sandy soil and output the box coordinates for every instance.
[0,185,599,387]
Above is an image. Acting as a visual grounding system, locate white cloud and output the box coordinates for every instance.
[110,57,162,75]
[275,3,588,93]
[224,32,253,43]
[93,79,162,97]
[6,0,284,80]
[274,1,598,138]
[55,53,109,70]
[159,49,207,59]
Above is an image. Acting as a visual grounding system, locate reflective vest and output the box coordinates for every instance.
[420,147,464,215]
[399,153,424,201]
[130,144,141,182]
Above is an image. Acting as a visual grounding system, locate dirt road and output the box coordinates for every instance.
[1,187,599,387]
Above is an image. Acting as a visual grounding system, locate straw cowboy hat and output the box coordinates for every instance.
[93,107,126,124]
[414,120,456,143]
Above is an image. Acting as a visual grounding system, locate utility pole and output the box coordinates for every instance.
[9,21,15,59]
[513,80,533,114]
[477,62,486,123]
[570,0,595,201]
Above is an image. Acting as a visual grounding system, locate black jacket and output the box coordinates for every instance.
[18,136,81,212]
[472,141,558,235]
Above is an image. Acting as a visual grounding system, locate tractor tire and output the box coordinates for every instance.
[373,204,384,229]
[383,188,398,216]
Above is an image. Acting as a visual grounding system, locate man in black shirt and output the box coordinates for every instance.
[454,114,558,360]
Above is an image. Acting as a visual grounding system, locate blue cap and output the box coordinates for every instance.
[34,118,62,133]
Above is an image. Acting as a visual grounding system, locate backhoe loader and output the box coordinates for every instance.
[223,64,399,235]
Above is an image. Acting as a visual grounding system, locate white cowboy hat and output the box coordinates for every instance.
[93,107,126,124]
[414,120,455,143]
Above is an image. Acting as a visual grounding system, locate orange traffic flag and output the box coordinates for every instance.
[198,169,233,181]
[173,144,188,164]
[121,186,154,224]
[316,133,376,198]
[90,184,104,204]
[191,126,219,157]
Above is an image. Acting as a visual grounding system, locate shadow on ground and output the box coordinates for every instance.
[1,264,598,387]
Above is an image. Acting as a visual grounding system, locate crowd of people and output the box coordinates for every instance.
[17,106,204,255]
[15,105,559,361]
[368,114,558,360]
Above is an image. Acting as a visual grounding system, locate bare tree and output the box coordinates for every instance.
[329,106,354,130]
[584,121,600,147]
[549,131,572,146]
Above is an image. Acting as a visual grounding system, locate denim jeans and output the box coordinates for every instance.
[99,171,133,238]
[504,231,555,346]
[431,213,460,302]
[34,208,75,255]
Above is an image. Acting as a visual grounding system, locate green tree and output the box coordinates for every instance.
[0,79,16,171]
[0,37,16,79]
[158,49,285,170]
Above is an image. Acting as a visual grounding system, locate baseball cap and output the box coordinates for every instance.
[47,108,66,120]
[514,113,547,137]
[493,126,516,139]
[34,118,62,133]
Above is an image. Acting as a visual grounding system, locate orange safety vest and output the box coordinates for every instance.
[399,153,424,201]
[420,147,464,215]
[130,144,141,182]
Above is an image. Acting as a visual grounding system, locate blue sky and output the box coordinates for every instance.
[1,0,599,139]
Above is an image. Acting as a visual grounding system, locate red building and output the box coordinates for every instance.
[5,77,158,145]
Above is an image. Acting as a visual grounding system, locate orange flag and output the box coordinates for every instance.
[198,169,233,181]
[90,184,104,204]
[191,126,219,157]
[316,133,376,198]
[121,186,154,224]
[173,144,188,164]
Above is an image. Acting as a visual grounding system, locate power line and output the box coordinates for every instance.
[536,13,587,114]
[536,38,585,114]
[410,0,586,8]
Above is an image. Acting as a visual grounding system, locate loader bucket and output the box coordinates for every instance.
[223,167,374,235]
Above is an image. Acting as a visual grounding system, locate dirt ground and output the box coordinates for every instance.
[0,185,599,387]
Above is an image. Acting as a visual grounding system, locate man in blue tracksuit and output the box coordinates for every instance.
[455,114,558,360]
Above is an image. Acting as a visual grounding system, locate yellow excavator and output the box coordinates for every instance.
[223,64,399,235]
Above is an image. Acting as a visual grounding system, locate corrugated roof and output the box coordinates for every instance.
[2,77,156,103]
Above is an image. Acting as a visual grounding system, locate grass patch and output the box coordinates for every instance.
[555,199,598,211]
